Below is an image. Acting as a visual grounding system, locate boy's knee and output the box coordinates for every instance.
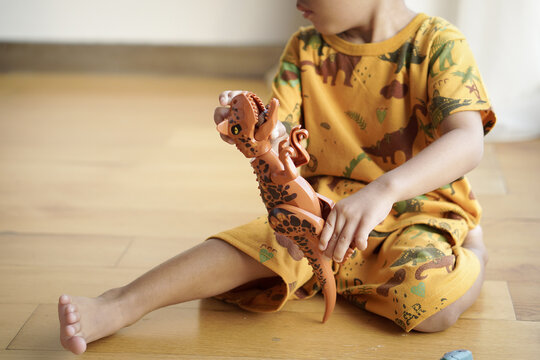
[413,308,459,333]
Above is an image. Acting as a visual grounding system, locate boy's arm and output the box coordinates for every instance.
[319,110,485,262]
[377,110,484,203]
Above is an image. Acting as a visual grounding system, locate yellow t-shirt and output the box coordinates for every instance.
[271,13,496,241]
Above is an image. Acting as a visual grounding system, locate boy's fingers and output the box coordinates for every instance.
[270,122,287,141]
[319,211,336,251]
[333,222,355,262]
[218,92,230,106]
[220,134,235,145]
[354,238,367,251]
[219,90,245,106]
[324,233,339,259]
[353,226,369,251]
[322,215,345,259]
[214,107,229,125]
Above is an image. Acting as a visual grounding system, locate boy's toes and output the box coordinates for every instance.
[64,305,80,324]
[63,322,81,337]
[59,294,71,305]
[60,322,87,354]
[58,295,73,323]
[66,311,80,324]
[58,294,88,354]
[65,335,87,355]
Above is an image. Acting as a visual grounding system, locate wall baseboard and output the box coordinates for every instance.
[0,43,284,78]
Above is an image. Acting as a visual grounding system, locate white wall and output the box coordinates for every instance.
[405,0,458,23]
[0,0,304,45]
[0,0,458,45]
[454,0,540,141]
[407,0,540,141]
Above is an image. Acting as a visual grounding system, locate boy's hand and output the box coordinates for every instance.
[214,90,287,150]
[319,181,395,263]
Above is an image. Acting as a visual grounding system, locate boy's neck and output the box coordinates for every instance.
[338,0,417,44]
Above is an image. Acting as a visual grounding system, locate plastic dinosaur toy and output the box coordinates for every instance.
[216,91,353,323]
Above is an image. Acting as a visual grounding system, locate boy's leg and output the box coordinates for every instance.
[336,223,487,332]
[58,238,277,355]
[413,226,488,332]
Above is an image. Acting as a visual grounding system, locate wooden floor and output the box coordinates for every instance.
[0,73,539,359]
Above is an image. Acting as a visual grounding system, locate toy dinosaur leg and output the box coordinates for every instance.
[268,204,336,323]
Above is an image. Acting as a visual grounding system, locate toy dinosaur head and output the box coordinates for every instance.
[217,92,279,158]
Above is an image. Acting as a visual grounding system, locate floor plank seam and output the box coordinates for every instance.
[5,304,39,351]
[0,302,41,306]
[114,238,135,268]
[0,230,137,240]
[0,264,168,271]
[515,319,540,323]
[0,230,203,243]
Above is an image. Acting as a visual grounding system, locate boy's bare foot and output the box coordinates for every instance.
[58,289,134,355]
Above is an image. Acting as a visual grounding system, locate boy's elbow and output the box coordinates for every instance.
[470,135,484,169]
[460,129,484,174]
[470,115,485,169]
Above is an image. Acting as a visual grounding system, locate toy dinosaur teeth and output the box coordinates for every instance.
[258,111,267,127]
[247,92,265,118]
[246,92,268,127]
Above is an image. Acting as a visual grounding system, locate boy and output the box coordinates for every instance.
[58,0,495,354]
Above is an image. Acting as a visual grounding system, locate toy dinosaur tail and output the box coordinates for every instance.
[288,125,310,167]
[310,250,337,323]
[292,232,336,323]
[268,205,337,323]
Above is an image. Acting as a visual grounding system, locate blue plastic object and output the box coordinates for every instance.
[440,349,473,360]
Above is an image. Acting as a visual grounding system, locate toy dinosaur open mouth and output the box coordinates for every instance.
[246,92,268,127]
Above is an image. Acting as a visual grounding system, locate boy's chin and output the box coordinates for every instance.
[312,23,346,37]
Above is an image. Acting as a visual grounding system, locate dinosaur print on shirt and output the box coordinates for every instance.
[301,53,362,87]
[379,41,426,73]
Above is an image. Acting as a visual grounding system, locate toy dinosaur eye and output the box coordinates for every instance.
[231,124,242,135]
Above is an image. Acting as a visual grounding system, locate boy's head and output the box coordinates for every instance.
[296,0,407,38]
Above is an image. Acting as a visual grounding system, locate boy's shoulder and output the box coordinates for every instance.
[416,15,467,44]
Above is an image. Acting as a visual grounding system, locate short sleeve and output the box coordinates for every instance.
[427,37,496,135]
[270,31,304,133]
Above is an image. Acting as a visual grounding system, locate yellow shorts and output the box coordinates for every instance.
[209,214,480,332]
